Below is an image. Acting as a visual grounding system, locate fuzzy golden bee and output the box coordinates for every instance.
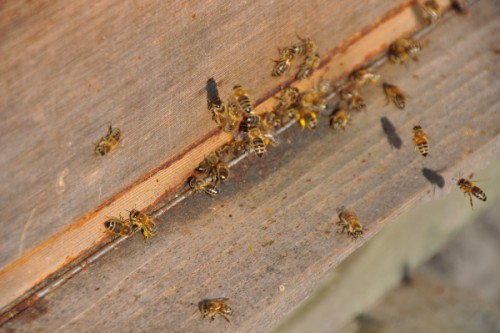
[290,35,317,56]
[388,38,422,64]
[300,79,330,111]
[209,99,239,132]
[298,109,318,130]
[248,128,267,157]
[129,209,157,241]
[188,175,220,197]
[457,177,487,209]
[197,152,230,184]
[271,47,295,77]
[329,108,351,131]
[274,86,300,111]
[104,217,132,237]
[339,88,366,112]
[421,0,441,23]
[336,206,364,240]
[296,52,320,80]
[233,85,254,114]
[262,111,282,130]
[349,69,381,86]
[95,125,121,156]
[383,82,407,109]
[199,298,233,322]
[412,125,429,157]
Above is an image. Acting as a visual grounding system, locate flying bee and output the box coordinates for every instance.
[239,113,261,132]
[199,298,233,322]
[233,85,254,114]
[457,177,487,209]
[274,86,300,111]
[129,209,157,241]
[388,38,422,64]
[383,82,407,109]
[336,206,364,240]
[104,216,132,237]
[188,176,219,197]
[329,108,351,131]
[271,47,295,77]
[421,0,441,24]
[290,35,317,56]
[95,125,121,156]
[296,52,320,80]
[349,69,381,86]
[412,125,429,157]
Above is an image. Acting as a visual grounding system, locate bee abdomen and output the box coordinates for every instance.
[472,187,487,201]
[251,138,266,157]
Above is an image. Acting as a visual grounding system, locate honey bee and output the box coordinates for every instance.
[274,86,300,111]
[388,38,422,64]
[129,209,157,241]
[188,175,220,197]
[262,111,282,130]
[272,47,295,77]
[233,85,254,114]
[209,99,239,132]
[348,69,381,86]
[336,206,364,240]
[329,108,351,130]
[421,0,441,23]
[248,128,267,157]
[412,125,429,157]
[383,82,407,109]
[290,35,317,56]
[300,79,330,111]
[457,177,487,209]
[199,298,233,322]
[216,139,247,161]
[197,152,230,183]
[298,110,318,130]
[104,216,132,237]
[339,88,366,112]
[95,125,121,156]
[296,52,320,80]
[239,113,261,132]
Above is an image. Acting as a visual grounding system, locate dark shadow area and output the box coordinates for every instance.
[422,167,445,188]
[380,117,402,149]
[206,78,221,105]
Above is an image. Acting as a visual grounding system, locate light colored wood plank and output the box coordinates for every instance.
[0,0,440,312]
[2,1,499,331]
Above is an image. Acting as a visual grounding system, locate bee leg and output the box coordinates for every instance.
[220,314,230,323]
[469,193,474,210]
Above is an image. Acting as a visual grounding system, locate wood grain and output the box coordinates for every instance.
[0,0,438,312]
[2,0,499,331]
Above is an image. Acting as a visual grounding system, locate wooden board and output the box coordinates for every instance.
[2,0,499,330]
[0,0,444,312]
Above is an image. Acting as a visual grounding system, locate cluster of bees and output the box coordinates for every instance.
[94,0,485,323]
[271,35,320,80]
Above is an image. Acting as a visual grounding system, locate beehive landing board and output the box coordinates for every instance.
[3,1,499,331]
[0,0,436,311]
[0,0,409,269]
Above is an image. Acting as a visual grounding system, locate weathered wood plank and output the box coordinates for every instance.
[2,0,499,331]
[0,0,440,312]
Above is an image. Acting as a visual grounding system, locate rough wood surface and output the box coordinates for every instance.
[2,0,499,331]
[0,0,441,312]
